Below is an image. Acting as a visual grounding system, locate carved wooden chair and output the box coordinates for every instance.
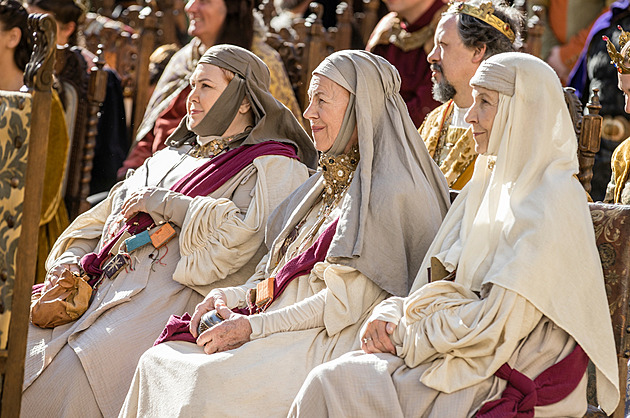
[264,2,354,111]
[353,0,380,46]
[563,87,603,194]
[584,202,630,418]
[54,45,89,219]
[83,4,158,141]
[0,13,56,417]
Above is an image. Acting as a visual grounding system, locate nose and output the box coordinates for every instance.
[188,85,199,104]
[185,0,197,13]
[303,99,316,120]
[427,43,439,64]
[464,106,477,125]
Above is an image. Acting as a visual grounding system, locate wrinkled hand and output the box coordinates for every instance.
[196,304,252,354]
[120,187,156,220]
[189,290,228,338]
[44,263,81,291]
[361,319,397,355]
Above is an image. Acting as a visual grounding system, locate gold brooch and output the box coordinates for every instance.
[487,157,496,171]
[320,145,360,206]
[189,130,247,158]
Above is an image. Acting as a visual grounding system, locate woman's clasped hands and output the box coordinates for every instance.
[361,319,397,355]
[189,290,253,355]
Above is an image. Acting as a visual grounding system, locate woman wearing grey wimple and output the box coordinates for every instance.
[119,50,450,417]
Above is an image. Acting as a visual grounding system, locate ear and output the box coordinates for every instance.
[58,21,76,44]
[7,27,22,49]
[471,44,487,64]
[238,97,251,114]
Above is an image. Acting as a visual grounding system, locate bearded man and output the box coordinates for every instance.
[420,0,522,189]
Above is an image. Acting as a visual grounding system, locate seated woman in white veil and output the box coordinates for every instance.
[289,52,620,418]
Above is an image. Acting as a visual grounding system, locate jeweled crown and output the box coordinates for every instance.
[447,1,515,44]
[603,26,630,74]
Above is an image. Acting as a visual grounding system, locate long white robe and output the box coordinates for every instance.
[120,200,390,418]
[21,143,309,418]
[289,283,588,417]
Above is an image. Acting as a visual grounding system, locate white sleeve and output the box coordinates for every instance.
[172,155,309,291]
[397,282,542,393]
[248,263,388,339]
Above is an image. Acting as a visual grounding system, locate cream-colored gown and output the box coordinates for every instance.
[289,285,588,418]
[119,178,390,418]
[21,142,309,418]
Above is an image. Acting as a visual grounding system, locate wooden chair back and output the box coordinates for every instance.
[83,4,158,142]
[353,0,380,46]
[54,45,89,219]
[584,202,630,418]
[266,2,354,111]
[0,13,56,417]
[563,87,603,194]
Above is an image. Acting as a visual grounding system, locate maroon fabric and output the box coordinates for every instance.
[476,345,589,417]
[155,218,339,345]
[153,313,197,346]
[233,217,339,315]
[170,141,298,198]
[80,213,155,281]
[118,86,190,179]
[369,0,443,127]
[53,141,297,286]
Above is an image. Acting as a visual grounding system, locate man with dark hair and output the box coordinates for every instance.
[419,0,523,189]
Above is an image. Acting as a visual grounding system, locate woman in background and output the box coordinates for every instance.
[118,0,303,178]
[25,0,130,196]
[0,0,70,283]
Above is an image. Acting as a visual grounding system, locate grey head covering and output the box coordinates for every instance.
[267,50,450,296]
[167,44,317,169]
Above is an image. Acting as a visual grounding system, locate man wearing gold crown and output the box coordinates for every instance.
[603,26,630,203]
[366,0,448,127]
[419,0,522,189]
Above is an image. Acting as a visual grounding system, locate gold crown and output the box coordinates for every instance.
[603,26,630,74]
[448,2,515,44]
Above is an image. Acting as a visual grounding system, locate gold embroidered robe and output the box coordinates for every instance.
[420,100,477,189]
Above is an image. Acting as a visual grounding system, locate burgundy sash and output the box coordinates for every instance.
[153,218,339,345]
[61,141,297,283]
[476,344,589,417]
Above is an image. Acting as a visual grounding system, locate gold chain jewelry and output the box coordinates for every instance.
[189,129,250,158]
[389,18,435,52]
[320,145,360,210]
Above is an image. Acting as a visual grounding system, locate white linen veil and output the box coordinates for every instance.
[406,52,619,413]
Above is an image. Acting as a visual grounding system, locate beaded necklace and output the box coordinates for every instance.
[275,145,360,263]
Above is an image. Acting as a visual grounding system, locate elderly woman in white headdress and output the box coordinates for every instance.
[289,52,620,417]
[119,50,450,417]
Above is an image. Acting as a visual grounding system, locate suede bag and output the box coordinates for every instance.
[30,269,92,328]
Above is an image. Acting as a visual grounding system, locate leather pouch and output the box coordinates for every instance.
[30,269,93,328]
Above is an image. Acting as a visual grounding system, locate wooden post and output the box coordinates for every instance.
[81,47,109,214]
[0,13,55,418]
[578,89,603,194]
[131,1,159,141]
